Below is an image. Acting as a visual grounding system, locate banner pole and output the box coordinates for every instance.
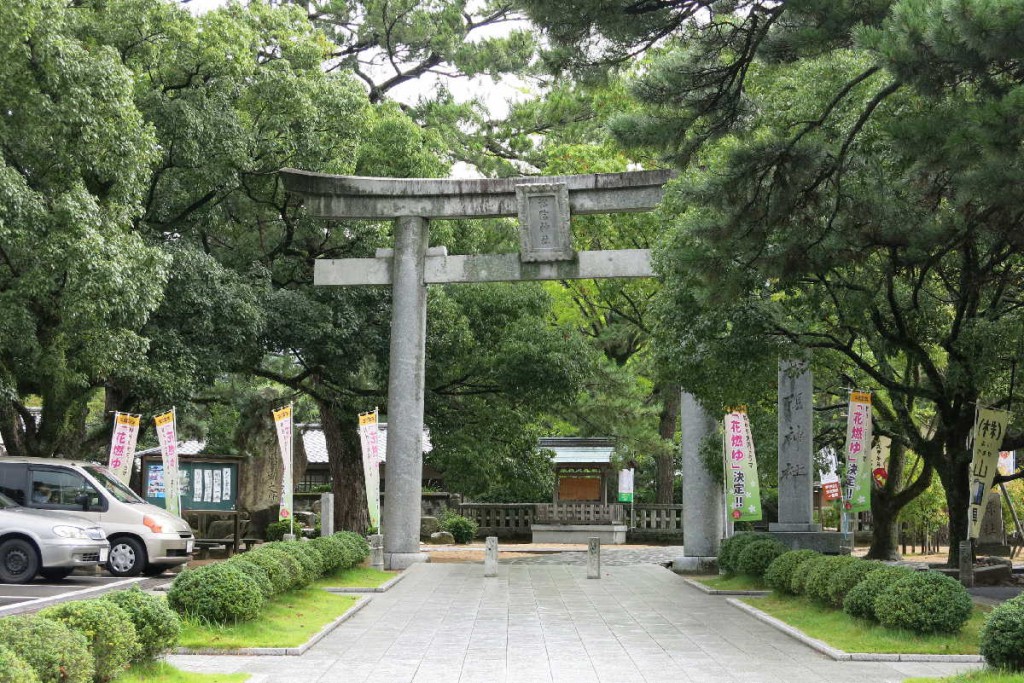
[290,402,295,539]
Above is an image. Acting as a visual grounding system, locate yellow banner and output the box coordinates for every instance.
[115,413,140,428]
[273,406,291,423]
[850,391,872,405]
[154,411,174,427]
[359,411,377,427]
[969,407,1010,538]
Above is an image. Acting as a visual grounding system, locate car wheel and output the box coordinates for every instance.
[0,538,40,584]
[142,563,171,577]
[39,567,74,581]
[107,537,146,577]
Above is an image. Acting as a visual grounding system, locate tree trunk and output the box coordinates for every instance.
[656,384,680,504]
[866,440,907,560]
[318,400,369,533]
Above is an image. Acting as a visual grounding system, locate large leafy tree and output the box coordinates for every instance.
[521,0,1024,562]
[0,0,168,457]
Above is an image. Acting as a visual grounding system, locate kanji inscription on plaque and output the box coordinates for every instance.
[516,182,574,262]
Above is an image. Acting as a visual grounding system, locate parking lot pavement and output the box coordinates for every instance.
[0,574,146,617]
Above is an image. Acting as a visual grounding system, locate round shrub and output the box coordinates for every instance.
[238,548,292,595]
[439,513,478,544]
[335,532,370,568]
[250,546,305,591]
[764,550,820,594]
[265,520,293,542]
[875,571,973,634]
[0,614,93,683]
[736,539,788,578]
[980,593,1024,670]
[790,554,830,595]
[226,557,274,598]
[40,599,141,681]
[310,536,342,573]
[167,563,265,623]
[0,644,39,683]
[266,541,322,585]
[843,565,917,621]
[805,556,860,604]
[718,532,770,574]
[101,587,181,662]
[825,559,885,608]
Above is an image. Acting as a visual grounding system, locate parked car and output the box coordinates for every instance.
[0,458,194,577]
[0,491,109,583]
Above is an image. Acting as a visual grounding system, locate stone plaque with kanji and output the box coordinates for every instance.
[517,182,573,262]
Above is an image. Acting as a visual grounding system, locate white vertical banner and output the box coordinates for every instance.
[358,409,382,530]
[969,406,1010,538]
[154,409,181,517]
[273,405,294,523]
[618,468,635,503]
[107,412,141,485]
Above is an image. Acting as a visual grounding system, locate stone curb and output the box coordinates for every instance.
[323,571,406,593]
[726,598,984,663]
[0,577,147,617]
[172,595,371,656]
[679,576,770,596]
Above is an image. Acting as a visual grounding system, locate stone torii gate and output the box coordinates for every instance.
[281,168,672,569]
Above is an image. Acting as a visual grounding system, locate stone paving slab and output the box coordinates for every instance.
[167,563,984,682]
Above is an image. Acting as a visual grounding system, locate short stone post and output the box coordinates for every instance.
[587,537,601,579]
[370,534,385,571]
[484,536,498,577]
[959,540,974,588]
[320,493,335,537]
[674,392,722,574]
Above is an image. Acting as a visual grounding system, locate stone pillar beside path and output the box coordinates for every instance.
[769,360,843,554]
[587,538,601,579]
[484,536,498,577]
[673,392,722,574]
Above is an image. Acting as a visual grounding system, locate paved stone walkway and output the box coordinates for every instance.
[500,546,683,566]
[168,563,983,682]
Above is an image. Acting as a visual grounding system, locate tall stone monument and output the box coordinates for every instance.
[770,360,842,553]
[673,392,722,573]
[281,168,673,569]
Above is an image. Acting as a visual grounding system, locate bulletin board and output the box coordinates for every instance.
[142,456,240,512]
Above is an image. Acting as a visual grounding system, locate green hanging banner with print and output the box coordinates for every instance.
[724,409,762,522]
[843,391,873,514]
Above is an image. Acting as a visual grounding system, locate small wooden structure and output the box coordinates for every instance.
[533,437,627,543]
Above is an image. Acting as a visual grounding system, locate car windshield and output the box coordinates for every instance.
[84,466,144,503]
[0,491,15,509]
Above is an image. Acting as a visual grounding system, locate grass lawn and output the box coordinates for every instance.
[745,593,989,655]
[906,671,1024,682]
[695,574,766,591]
[179,588,358,650]
[313,565,396,589]
[114,662,249,682]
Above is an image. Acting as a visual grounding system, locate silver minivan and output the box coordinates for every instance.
[0,491,110,582]
[0,458,194,576]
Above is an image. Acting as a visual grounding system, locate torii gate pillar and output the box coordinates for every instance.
[281,169,673,569]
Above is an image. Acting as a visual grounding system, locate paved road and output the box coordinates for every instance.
[168,563,983,683]
[0,574,145,617]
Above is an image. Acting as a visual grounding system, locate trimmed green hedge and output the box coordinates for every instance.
[40,600,140,682]
[875,571,973,634]
[0,614,93,683]
[843,565,917,621]
[764,550,819,594]
[826,558,885,608]
[166,531,371,624]
[790,554,828,596]
[101,588,181,662]
[981,593,1024,670]
[168,563,264,624]
[736,539,788,578]
[718,532,771,574]
[0,644,39,683]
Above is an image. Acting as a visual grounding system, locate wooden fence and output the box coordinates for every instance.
[457,502,684,537]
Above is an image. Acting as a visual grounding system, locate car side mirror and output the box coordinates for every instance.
[74,492,91,511]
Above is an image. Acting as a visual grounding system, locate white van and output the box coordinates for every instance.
[0,458,194,576]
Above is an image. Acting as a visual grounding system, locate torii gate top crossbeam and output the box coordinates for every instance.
[280,168,675,219]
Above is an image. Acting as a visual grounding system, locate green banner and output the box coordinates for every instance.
[724,410,762,521]
[843,391,873,513]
